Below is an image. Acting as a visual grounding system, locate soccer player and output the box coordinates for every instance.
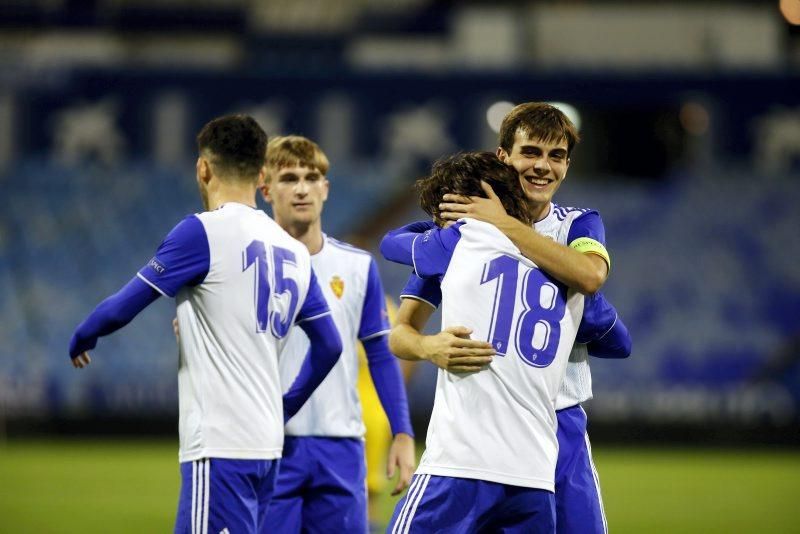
[258,136,415,533]
[379,151,616,533]
[388,103,628,534]
[68,115,343,534]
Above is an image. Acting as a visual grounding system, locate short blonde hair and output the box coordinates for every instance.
[264,136,329,182]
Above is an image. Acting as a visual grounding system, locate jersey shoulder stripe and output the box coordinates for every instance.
[326,236,372,257]
[553,204,591,221]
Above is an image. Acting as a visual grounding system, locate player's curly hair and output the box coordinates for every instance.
[196,114,267,182]
[415,151,534,227]
[499,102,580,157]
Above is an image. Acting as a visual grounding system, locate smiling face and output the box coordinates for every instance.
[261,164,329,228]
[498,130,570,221]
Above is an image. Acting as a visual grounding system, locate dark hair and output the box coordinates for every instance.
[499,102,580,157]
[196,114,268,181]
[415,151,534,226]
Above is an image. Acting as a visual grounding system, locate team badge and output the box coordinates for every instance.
[330,275,345,299]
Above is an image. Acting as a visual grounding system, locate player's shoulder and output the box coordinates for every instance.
[457,218,518,256]
[460,218,508,240]
[194,203,264,225]
[325,235,374,260]
[552,203,599,221]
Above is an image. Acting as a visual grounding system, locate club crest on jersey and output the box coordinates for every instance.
[330,275,345,299]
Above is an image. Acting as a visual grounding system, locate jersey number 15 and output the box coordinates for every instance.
[243,240,299,338]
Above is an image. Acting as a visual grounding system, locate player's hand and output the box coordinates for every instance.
[172,317,180,340]
[387,432,416,496]
[439,181,510,226]
[72,351,92,369]
[421,326,495,373]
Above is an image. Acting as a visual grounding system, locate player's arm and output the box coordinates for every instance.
[282,270,343,421]
[587,316,631,359]
[69,215,209,368]
[69,277,161,367]
[359,258,416,495]
[381,221,463,279]
[578,292,632,359]
[388,273,495,373]
[379,220,436,266]
[439,181,608,294]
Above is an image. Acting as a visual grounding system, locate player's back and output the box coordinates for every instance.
[175,202,314,463]
[418,219,584,491]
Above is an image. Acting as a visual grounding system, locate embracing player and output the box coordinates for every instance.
[69,115,343,533]
[381,151,628,532]
[385,103,631,533]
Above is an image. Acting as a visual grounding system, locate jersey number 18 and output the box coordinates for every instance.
[481,255,567,368]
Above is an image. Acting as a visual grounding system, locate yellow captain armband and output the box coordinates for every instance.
[569,237,611,272]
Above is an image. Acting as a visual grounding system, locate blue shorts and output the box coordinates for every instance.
[262,436,367,534]
[555,405,607,534]
[388,475,555,534]
[174,457,278,534]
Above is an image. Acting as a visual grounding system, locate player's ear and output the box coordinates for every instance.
[259,166,275,202]
[260,182,272,202]
[321,176,330,202]
[496,146,509,163]
[196,157,212,184]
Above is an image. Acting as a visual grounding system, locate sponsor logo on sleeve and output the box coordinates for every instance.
[148,257,166,275]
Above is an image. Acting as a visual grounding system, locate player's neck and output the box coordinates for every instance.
[530,202,552,223]
[207,183,257,210]
[284,221,324,255]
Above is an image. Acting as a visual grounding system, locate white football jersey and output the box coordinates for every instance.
[138,203,321,462]
[412,219,584,490]
[534,204,606,410]
[279,235,390,438]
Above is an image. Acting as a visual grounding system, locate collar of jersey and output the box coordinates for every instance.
[533,202,555,228]
[217,202,257,211]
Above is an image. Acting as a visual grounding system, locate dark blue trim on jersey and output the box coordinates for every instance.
[379,230,414,267]
[283,313,343,422]
[393,220,438,235]
[296,270,331,323]
[380,220,438,267]
[566,211,606,247]
[401,272,442,309]
[138,215,210,298]
[363,336,414,436]
[411,222,464,278]
[69,276,160,358]
[587,315,632,359]
[576,292,631,358]
[553,203,590,222]
[358,258,392,340]
[575,292,617,344]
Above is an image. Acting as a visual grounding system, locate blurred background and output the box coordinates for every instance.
[1,0,799,532]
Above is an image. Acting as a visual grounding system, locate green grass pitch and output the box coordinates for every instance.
[1,439,798,533]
